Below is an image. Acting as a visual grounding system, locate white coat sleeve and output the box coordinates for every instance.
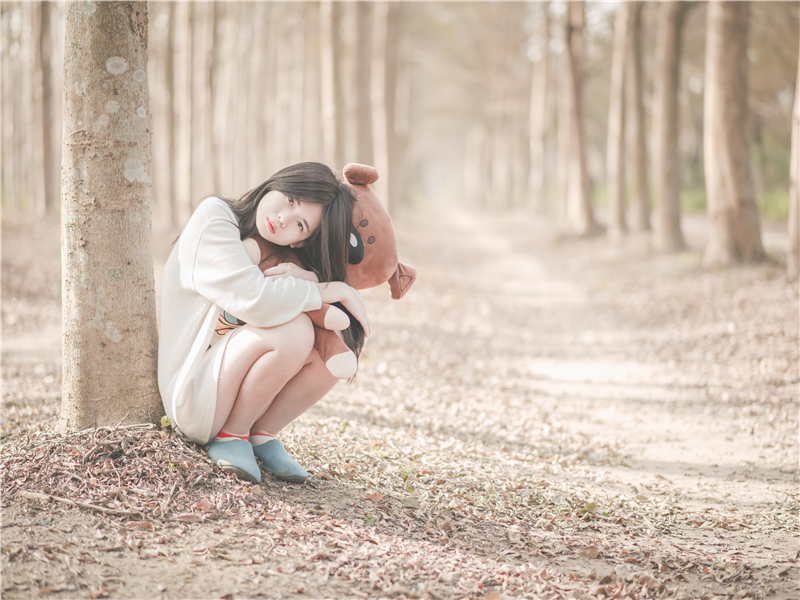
[180,203,322,328]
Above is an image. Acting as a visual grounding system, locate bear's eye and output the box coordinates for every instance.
[349,225,364,265]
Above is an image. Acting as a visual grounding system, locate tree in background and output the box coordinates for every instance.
[702,0,765,266]
[564,1,598,235]
[321,0,345,170]
[627,1,650,232]
[652,1,690,252]
[354,1,374,166]
[605,1,632,241]
[788,35,799,280]
[60,1,161,430]
[32,0,56,214]
[4,1,797,265]
[528,1,551,215]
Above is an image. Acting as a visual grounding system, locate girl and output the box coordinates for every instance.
[158,162,371,484]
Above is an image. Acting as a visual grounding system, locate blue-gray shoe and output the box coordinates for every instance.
[204,439,261,484]
[252,439,308,483]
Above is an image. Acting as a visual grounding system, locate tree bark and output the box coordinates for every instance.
[354,1,374,165]
[288,3,306,164]
[564,1,598,235]
[702,0,765,266]
[33,1,56,213]
[556,18,571,222]
[302,3,322,161]
[528,1,550,214]
[320,0,345,169]
[391,20,412,213]
[174,1,192,222]
[198,1,216,197]
[652,1,688,252]
[60,1,161,431]
[787,30,799,279]
[606,2,631,240]
[165,1,178,227]
[628,1,651,232]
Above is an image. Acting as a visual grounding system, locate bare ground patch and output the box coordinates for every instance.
[2,208,798,599]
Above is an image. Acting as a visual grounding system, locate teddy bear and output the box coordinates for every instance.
[215,163,416,379]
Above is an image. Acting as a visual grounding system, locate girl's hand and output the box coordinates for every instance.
[263,263,319,283]
[318,282,371,338]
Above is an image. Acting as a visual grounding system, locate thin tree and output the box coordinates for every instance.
[787,31,799,280]
[564,0,598,235]
[60,1,161,430]
[652,1,689,252]
[174,1,192,222]
[354,1,374,165]
[628,1,651,232]
[528,1,551,214]
[33,1,56,213]
[321,0,345,169]
[165,1,178,227]
[606,2,631,240]
[556,7,571,221]
[702,0,765,265]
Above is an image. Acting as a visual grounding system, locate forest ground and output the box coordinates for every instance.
[1,205,798,600]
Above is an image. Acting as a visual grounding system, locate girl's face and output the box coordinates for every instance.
[255,190,323,247]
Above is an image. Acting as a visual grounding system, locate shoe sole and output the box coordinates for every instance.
[260,467,307,484]
[220,464,259,484]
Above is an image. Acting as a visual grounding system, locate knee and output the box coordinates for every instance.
[274,314,315,360]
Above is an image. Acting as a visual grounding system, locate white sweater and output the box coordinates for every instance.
[157,197,322,441]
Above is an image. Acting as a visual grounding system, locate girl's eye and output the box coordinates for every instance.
[288,197,295,206]
[297,221,303,231]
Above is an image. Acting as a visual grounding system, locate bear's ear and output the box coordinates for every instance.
[343,163,379,186]
[388,262,417,299]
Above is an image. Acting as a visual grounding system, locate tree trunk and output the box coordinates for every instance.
[165,1,178,227]
[199,1,216,197]
[60,1,161,431]
[528,1,550,214]
[628,1,651,232]
[702,0,765,266]
[370,1,389,202]
[320,0,345,169]
[564,1,597,235]
[288,4,305,164]
[652,1,688,252]
[302,3,322,161]
[789,33,800,280]
[354,1,374,165]
[383,1,406,211]
[174,1,192,222]
[208,1,221,192]
[556,20,571,222]
[33,1,56,213]
[606,2,631,240]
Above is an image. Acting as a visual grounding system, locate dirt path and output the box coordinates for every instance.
[2,206,798,600]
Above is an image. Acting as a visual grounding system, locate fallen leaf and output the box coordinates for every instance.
[194,498,213,512]
[174,513,204,522]
[578,545,599,559]
[365,494,384,502]
[402,497,420,509]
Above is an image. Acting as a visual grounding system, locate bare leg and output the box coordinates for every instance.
[211,315,315,439]
[252,347,338,436]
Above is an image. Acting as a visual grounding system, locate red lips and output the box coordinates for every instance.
[267,218,276,234]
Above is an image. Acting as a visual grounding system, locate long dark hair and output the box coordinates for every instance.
[223,162,353,283]
[222,162,365,358]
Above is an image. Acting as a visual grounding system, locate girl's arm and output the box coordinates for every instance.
[317,281,371,338]
[183,201,322,327]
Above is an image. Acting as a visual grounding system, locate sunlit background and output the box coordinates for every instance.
[1,1,798,232]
